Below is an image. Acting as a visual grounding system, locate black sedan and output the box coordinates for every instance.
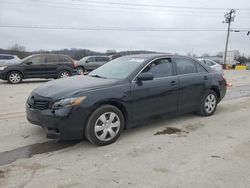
[26,54,227,145]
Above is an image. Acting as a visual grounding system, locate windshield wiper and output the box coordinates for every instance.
[89,74,106,79]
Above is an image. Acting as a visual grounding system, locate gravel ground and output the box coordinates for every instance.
[0,71,250,188]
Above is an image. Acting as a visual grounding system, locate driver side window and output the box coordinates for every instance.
[142,58,174,78]
[26,56,44,65]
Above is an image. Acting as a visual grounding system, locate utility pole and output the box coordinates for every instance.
[223,9,236,65]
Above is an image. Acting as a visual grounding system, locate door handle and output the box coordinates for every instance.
[170,81,177,86]
[204,76,208,80]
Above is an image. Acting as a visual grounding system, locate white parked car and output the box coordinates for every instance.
[198,58,223,72]
[0,54,20,65]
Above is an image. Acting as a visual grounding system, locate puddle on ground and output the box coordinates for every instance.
[154,127,188,135]
[0,140,81,166]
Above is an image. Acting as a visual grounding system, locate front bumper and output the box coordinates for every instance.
[26,103,88,140]
[0,71,6,80]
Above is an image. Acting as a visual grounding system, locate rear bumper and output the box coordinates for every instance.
[26,103,88,140]
[219,81,227,102]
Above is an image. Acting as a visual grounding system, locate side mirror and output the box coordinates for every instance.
[137,72,153,81]
[25,61,32,65]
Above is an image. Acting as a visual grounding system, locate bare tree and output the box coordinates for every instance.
[8,44,27,58]
[9,44,26,52]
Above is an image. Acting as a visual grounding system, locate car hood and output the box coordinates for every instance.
[33,75,118,100]
[0,61,21,66]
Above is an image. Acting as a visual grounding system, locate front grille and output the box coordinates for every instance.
[32,100,50,110]
[28,94,52,110]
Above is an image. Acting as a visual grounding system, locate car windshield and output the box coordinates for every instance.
[88,56,146,79]
[21,55,33,63]
[79,56,89,61]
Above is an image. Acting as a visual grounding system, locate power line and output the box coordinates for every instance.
[3,0,250,19]
[1,25,249,32]
[72,0,250,11]
[4,0,250,14]
[3,1,250,19]
[1,0,226,14]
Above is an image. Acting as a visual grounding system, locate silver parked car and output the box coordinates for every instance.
[76,56,111,74]
[0,54,20,65]
[198,58,223,73]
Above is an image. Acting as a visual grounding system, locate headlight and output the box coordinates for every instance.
[52,96,86,110]
[0,66,7,71]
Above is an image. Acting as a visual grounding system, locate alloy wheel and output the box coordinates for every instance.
[9,73,21,83]
[60,71,70,78]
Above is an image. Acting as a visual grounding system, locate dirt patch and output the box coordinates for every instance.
[0,140,80,166]
[154,127,188,135]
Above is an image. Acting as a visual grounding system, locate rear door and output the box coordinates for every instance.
[45,55,61,77]
[84,57,96,70]
[174,57,210,113]
[130,58,179,123]
[23,55,47,78]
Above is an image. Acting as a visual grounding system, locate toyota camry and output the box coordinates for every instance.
[26,54,227,145]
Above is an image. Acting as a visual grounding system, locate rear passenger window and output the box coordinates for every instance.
[60,56,71,63]
[175,58,197,75]
[142,58,174,78]
[46,55,60,63]
[205,60,215,66]
[196,62,207,73]
[96,57,104,61]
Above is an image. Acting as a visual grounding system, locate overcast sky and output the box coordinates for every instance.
[0,0,249,56]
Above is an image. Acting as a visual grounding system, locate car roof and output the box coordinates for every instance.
[123,53,196,60]
[84,55,110,58]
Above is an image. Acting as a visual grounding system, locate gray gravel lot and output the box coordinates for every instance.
[0,71,250,188]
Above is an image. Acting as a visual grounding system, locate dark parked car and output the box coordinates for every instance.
[0,54,78,84]
[26,54,227,145]
[76,56,111,74]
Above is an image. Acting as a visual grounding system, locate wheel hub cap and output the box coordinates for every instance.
[94,112,120,142]
[205,94,216,113]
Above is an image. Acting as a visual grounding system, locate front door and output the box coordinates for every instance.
[130,58,179,123]
[45,54,61,77]
[23,55,47,78]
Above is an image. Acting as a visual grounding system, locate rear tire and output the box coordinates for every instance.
[7,71,23,84]
[85,105,124,146]
[198,90,218,116]
[58,70,70,78]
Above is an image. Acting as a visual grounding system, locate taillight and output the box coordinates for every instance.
[71,60,76,68]
[223,75,233,87]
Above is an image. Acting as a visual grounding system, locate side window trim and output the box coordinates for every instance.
[132,57,176,82]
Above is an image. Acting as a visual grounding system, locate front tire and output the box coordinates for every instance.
[85,105,124,146]
[7,71,23,84]
[198,90,218,116]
